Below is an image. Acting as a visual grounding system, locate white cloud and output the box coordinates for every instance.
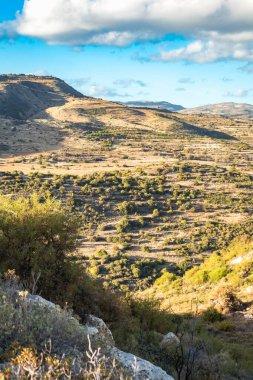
[1,0,253,62]
[87,84,130,98]
[0,20,17,39]
[223,88,252,98]
[113,79,147,88]
[66,77,91,87]
[153,34,253,63]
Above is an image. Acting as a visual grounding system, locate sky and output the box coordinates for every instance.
[0,0,253,107]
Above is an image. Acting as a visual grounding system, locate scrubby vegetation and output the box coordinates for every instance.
[0,277,128,379]
[151,236,253,310]
[1,86,253,378]
[1,162,253,292]
[0,194,253,379]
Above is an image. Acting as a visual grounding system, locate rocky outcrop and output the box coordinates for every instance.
[111,347,173,380]
[28,294,174,380]
[27,294,57,309]
[84,314,115,353]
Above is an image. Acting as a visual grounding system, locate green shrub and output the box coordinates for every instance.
[189,270,209,285]
[215,319,235,331]
[154,271,176,287]
[201,307,224,323]
[0,194,78,297]
[0,194,128,325]
[209,266,229,282]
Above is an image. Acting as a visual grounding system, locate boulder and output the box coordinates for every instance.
[111,347,174,380]
[26,294,57,309]
[84,314,115,352]
[160,332,180,349]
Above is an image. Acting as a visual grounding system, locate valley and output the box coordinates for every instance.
[1,76,253,295]
[1,75,253,378]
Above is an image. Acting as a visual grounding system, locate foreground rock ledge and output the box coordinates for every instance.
[28,294,174,380]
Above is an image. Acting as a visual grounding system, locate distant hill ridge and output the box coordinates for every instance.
[181,102,253,118]
[121,100,185,112]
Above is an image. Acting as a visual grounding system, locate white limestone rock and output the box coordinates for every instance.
[160,332,180,349]
[111,347,174,380]
[84,314,115,352]
[26,294,57,309]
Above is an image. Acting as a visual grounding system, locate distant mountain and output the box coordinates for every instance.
[121,101,185,112]
[0,74,84,120]
[181,102,253,118]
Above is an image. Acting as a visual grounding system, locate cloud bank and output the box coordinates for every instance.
[1,0,253,62]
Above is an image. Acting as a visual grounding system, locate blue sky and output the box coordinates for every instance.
[0,0,253,107]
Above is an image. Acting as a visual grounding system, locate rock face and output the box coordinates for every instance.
[84,314,115,352]
[230,250,253,266]
[245,286,253,294]
[85,316,174,379]
[28,294,174,379]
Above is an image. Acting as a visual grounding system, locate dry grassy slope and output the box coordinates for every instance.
[0,76,253,177]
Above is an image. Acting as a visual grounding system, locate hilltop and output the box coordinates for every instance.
[0,74,84,120]
[0,75,251,164]
[181,102,253,118]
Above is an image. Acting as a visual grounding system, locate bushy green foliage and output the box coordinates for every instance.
[0,194,78,296]
[0,194,128,323]
[86,250,166,291]
[154,270,177,287]
[201,307,224,323]
[184,238,253,287]
[0,192,253,378]
[0,193,173,359]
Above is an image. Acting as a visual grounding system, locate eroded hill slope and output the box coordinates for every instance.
[0,74,84,120]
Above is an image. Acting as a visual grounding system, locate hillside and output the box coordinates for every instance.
[0,74,84,120]
[0,75,253,269]
[181,102,253,118]
[121,100,184,111]
[1,75,253,378]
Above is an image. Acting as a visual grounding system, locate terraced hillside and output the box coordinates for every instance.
[0,75,253,293]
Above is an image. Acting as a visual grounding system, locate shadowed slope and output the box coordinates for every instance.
[0,75,85,120]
